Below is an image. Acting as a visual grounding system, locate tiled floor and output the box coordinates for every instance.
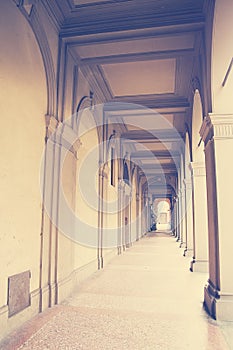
[1,232,233,349]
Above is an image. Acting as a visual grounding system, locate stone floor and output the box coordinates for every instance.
[1,231,233,349]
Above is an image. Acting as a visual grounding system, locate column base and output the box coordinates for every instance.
[183,248,193,257]
[190,259,208,272]
[179,241,186,248]
[204,283,233,321]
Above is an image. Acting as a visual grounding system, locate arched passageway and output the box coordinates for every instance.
[1,0,233,346]
[1,232,230,350]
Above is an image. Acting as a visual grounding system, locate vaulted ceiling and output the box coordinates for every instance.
[56,0,210,196]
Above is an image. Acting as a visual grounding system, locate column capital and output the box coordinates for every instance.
[45,115,60,135]
[189,162,206,177]
[200,114,233,144]
[183,178,192,190]
[177,188,183,198]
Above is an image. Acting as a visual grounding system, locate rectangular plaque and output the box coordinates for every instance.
[8,270,31,317]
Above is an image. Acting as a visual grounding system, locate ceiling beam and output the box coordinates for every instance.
[65,26,202,48]
[131,151,180,158]
[61,12,205,38]
[106,111,186,118]
[111,95,190,109]
[122,139,182,145]
[144,169,178,175]
[140,164,178,170]
[79,48,195,66]
[121,130,184,141]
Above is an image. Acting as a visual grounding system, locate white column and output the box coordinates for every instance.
[179,187,187,248]
[201,114,233,320]
[183,179,193,257]
[189,162,209,272]
[176,190,181,241]
[136,193,140,241]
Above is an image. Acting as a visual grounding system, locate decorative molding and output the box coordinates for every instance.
[200,114,233,143]
[15,3,57,116]
[79,64,111,103]
[46,115,82,158]
[40,0,65,32]
[99,163,109,179]
[80,48,195,67]
[191,76,202,93]
[189,161,206,177]
[183,178,192,190]
[60,7,204,38]
[45,115,60,137]
[14,0,35,16]
[113,94,190,110]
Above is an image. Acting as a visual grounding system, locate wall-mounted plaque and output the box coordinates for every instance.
[8,270,31,317]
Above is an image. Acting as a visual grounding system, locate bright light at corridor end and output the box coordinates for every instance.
[40,102,187,248]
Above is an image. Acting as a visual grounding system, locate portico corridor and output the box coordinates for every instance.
[1,232,232,350]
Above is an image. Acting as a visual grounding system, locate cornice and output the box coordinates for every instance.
[79,65,111,103]
[40,0,66,32]
[60,9,205,37]
[200,114,233,143]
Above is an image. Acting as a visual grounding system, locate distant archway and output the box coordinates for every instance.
[153,198,171,231]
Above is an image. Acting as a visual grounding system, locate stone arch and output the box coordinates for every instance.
[0,0,49,333]
[192,89,205,162]
[15,1,56,116]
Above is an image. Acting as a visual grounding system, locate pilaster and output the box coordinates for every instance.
[189,161,208,272]
[183,178,193,257]
[179,187,187,248]
[201,114,233,320]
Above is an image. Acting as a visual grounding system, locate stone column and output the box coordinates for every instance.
[172,197,178,237]
[201,114,233,320]
[176,190,181,242]
[183,179,193,257]
[142,191,148,235]
[179,187,187,248]
[189,162,208,272]
[122,185,126,251]
[117,180,124,255]
[136,193,140,241]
